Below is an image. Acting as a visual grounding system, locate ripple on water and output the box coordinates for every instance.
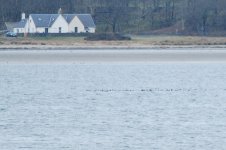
[0,64,226,150]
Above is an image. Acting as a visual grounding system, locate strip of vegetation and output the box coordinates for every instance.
[84,33,131,41]
[17,33,89,37]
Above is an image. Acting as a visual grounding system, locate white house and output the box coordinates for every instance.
[28,14,69,33]
[49,14,68,33]
[6,13,29,34]
[64,14,96,33]
[8,12,96,34]
[14,19,29,33]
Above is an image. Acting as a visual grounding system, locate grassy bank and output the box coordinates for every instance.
[1,35,226,47]
[132,35,226,45]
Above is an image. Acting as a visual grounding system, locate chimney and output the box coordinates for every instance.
[21,13,26,20]
[58,8,62,14]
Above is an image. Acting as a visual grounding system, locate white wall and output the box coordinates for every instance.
[28,16,36,33]
[24,21,29,33]
[13,21,29,33]
[49,15,68,33]
[69,16,96,33]
[36,28,45,33]
[68,16,85,33]
[87,27,95,33]
[13,28,23,33]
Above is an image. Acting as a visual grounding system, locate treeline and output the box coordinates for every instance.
[1,0,226,35]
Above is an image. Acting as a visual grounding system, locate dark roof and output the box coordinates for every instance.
[5,22,17,31]
[6,19,28,30]
[63,14,95,28]
[15,19,28,28]
[30,14,95,28]
[77,14,96,28]
[30,14,59,27]
[62,14,76,23]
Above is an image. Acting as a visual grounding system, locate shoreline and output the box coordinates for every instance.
[1,35,226,50]
[1,44,226,50]
[1,49,226,64]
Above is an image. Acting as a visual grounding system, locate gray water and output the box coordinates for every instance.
[1,63,226,150]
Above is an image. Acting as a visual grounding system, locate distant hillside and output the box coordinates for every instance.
[1,0,226,35]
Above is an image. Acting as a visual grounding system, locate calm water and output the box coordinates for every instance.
[1,63,226,150]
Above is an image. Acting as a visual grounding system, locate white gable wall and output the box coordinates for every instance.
[49,15,68,33]
[28,16,37,33]
[25,21,29,33]
[68,16,85,33]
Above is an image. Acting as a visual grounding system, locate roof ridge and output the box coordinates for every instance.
[30,13,92,15]
[48,14,59,27]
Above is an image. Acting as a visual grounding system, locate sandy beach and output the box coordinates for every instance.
[1,49,226,64]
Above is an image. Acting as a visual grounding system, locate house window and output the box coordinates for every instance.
[59,27,62,33]
[74,27,78,33]
[17,29,19,33]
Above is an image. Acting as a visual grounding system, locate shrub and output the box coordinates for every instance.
[84,33,131,41]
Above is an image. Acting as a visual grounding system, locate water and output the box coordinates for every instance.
[1,63,226,150]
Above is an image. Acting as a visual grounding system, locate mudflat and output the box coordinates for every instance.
[1,49,226,64]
